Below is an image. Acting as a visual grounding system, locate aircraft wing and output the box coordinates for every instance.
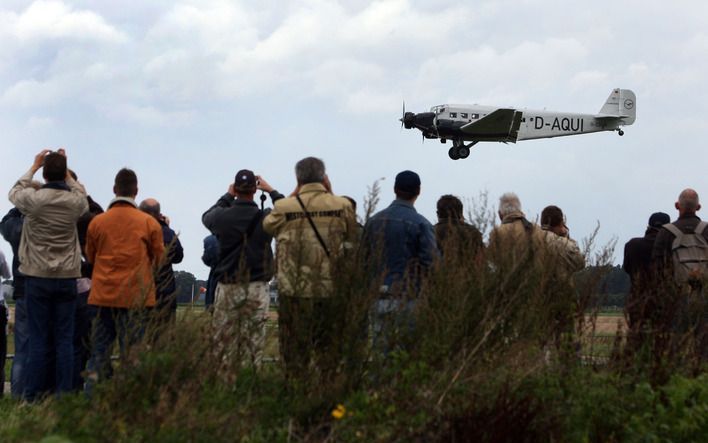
[460,108,523,141]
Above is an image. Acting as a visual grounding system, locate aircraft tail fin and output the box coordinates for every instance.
[597,88,636,125]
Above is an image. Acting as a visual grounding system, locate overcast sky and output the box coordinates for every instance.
[2,0,707,279]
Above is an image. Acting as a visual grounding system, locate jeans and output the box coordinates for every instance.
[371,298,417,355]
[24,277,77,401]
[84,306,147,396]
[0,304,6,397]
[10,296,29,398]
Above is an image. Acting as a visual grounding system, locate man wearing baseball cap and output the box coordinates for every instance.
[363,170,439,352]
[623,211,671,352]
[202,169,284,369]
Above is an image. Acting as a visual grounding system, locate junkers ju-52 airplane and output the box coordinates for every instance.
[401,88,636,160]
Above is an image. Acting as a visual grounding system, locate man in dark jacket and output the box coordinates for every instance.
[0,207,28,398]
[434,194,484,261]
[140,198,184,322]
[202,170,283,367]
[623,212,670,350]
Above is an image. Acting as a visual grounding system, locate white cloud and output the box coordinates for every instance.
[25,115,54,130]
[7,0,127,43]
[101,103,194,127]
[1,77,71,107]
[570,71,609,91]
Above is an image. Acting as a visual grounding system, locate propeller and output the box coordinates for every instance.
[400,101,405,129]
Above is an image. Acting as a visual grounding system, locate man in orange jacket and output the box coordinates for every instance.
[84,168,164,393]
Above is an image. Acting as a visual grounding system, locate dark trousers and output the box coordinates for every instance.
[85,306,147,396]
[11,296,29,398]
[24,277,77,401]
[205,269,217,309]
[72,291,92,391]
[0,304,6,397]
[278,296,339,382]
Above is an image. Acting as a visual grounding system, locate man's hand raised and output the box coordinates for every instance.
[31,149,51,174]
[256,175,274,193]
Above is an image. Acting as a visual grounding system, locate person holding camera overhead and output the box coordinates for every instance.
[8,149,88,401]
[202,169,284,368]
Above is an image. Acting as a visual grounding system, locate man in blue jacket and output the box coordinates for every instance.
[201,234,220,309]
[364,170,439,352]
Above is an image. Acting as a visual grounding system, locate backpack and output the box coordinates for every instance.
[663,221,708,286]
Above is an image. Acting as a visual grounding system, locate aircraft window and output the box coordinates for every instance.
[461,113,468,118]
[471,113,479,119]
[450,112,457,118]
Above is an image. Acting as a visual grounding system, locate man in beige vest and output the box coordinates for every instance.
[263,157,357,380]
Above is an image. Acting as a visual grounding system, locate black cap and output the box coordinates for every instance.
[394,170,421,193]
[648,212,670,228]
[234,169,256,191]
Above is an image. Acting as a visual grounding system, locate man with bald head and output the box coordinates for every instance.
[139,198,183,321]
[652,188,708,361]
[652,189,707,266]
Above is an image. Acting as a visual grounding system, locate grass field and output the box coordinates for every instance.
[3,305,628,384]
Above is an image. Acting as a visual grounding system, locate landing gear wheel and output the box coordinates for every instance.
[618,129,624,136]
[448,147,460,160]
[457,146,470,159]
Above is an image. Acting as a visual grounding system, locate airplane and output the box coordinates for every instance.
[401,88,636,160]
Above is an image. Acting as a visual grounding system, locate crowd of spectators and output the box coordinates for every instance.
[0,150,705,399]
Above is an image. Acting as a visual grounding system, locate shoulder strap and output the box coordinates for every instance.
[695,221,708,236]
[520,217,533,232]
[295,194,330,257]
[663,223,682,238]
[663,224,684,250]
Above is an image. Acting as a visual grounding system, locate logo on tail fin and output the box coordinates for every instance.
[624,99,634,110]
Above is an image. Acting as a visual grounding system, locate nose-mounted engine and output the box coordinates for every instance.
[401,111,435,131]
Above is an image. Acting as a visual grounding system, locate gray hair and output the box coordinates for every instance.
[498,192,522,217]
[139,198,161,219]
[295,157,326,185]
[678,188,700,212]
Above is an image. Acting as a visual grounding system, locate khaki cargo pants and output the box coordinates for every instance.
[212,282,270,374]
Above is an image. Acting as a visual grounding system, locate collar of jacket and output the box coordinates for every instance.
[677,214,700,222]
[501,211,526,224]
[298,183,327,194]
[233,198,258,207]
[644,226,660,237]
[391,198,416,210]
[108,197,138,209]
[437,217,462,225]
[41,181,70,191]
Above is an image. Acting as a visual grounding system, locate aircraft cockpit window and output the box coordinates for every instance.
[461,113,468,119]
[471,113,479,119]
[450,112,457,118]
